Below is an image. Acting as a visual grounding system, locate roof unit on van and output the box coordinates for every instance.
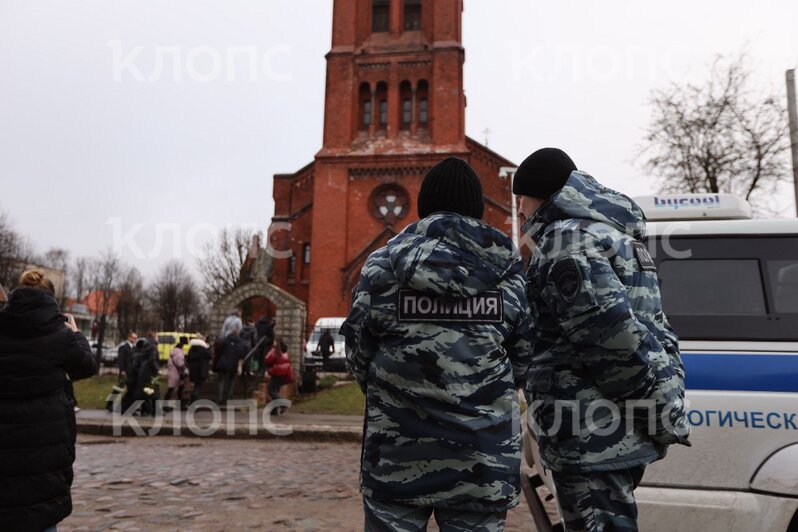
[313,317,346,329]
[634,193,752,221]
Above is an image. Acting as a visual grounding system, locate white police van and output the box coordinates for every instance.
[523,193,798,532]
[304,317,347,371]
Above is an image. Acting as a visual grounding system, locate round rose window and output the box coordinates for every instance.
[370,185,410,225]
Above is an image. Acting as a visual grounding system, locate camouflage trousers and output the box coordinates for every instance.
[551,466,646,532]
[363,496,507,532]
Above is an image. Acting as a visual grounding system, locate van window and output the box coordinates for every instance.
[659,259,766,316]
[768,260,798,314]
[652,235,798,341]
[310,328,345,343]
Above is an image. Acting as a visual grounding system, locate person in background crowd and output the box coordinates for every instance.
[126,339,143,413]
[219,308,243,339]
[186,334,212,404]
[132,332,160,416]
[317,329,335,369]
[165,338,187,406]
[240,319,258,353]
[240,319,259,383]
[265,339,292,414]
[215,327,245,404]
[255,315,274,354]
[0,269,97,532]
[118,332,137,411]
[247,317,273,398]
[253,316,274,377]
[117,332,137,378]
[215,309,242,376]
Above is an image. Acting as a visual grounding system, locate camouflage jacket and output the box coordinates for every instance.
[523,171,689,474]
[341,213,532,512]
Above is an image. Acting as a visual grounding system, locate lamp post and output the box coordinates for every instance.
[500,166,519,248]
[786,69,798,217]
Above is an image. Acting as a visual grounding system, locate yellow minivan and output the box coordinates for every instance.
[155,332,198,363]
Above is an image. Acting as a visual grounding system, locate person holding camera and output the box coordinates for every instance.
[0,269,97,532]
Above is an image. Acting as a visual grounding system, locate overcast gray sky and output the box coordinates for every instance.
[1,0,797,277]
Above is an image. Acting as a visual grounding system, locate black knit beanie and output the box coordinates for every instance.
[418,157,485,220]
[512,147,577,200]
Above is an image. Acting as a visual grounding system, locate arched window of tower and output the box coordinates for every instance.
[380,101,388,128]
[417,79,429,127]
[358,82,372,131]
[376,81,388,131]
[400,80,413,130]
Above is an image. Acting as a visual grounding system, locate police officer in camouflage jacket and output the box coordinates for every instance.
[341,158,533,532]
[514,148,690,532]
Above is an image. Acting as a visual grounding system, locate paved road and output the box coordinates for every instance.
[62,435,537,531]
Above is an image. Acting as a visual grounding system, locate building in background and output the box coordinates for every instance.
[65,290,119,341]
[268,0,516,331]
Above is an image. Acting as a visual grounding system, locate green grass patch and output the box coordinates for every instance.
[293,382,365,416]
[73,375,167,410]
[317,374,338,391]
[73,375,117,409]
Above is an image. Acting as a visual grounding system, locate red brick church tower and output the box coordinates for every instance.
[269,0,516,332]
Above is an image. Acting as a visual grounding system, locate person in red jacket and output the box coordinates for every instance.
[265,339,292,412]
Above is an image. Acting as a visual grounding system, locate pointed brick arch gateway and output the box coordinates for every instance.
[211,281,307,384]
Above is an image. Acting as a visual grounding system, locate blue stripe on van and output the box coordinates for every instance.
[682,353,798,393]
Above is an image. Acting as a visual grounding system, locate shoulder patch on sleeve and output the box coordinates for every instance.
[551,259,581,304]
[632,241,657,272]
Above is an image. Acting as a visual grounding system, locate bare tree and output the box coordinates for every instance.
[177,280,202,331]
[150,261,202,331]
[42,248,70,306]
[640,54,790,212]
[197,227,256,303]
[116,266,145,337]
[0,210,33,291]
[88,251,122,370]
[71,257,90,301]
[43,248,69,272]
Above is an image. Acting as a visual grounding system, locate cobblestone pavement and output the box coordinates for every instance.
[62,435,537,531]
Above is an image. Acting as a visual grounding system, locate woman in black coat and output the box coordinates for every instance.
[131,333,160,416]
[215,330,245,404]
[0,270,96,532]
[186,335,212,404]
